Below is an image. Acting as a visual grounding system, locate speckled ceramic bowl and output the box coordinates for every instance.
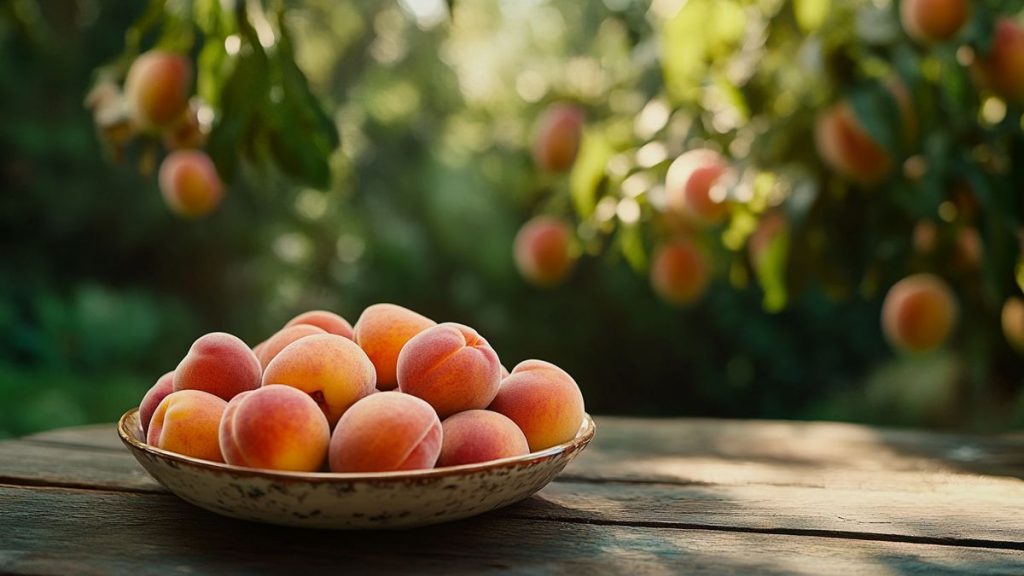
[118,408,594,529]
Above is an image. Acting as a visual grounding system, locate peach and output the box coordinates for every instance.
[328,392,442,473]
[217,390,252,466]
[124,50,191,130]
[900,0,968,43]
[174,332,261,401]
[437,410,529,467]
[219,385,330,472]
[974,19,1024,103]
[353,304,436,390]
[532,102,584,172]
[139,371,174,435]
[284,310,354,339]
[158,150,224,218]
[514,216,576,287]
[397,323,502,418]
[255,324,326,369]
[815,101,891,184]
[650,238,709,306]
[262,333,376,425]
[147,390,227,462]
[1003,297,1024,353]
[489,360,584,452]
[665,149,730,225]
[881,273,958,353]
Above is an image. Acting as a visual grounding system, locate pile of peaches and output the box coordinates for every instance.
[138,305,585,474]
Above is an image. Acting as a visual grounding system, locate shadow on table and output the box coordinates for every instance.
[877,429,1024,483]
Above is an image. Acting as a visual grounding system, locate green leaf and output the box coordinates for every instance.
[661,0,746,104]
[123,0,167,56]
[847,82,902,159]
[794,0,830,33]
[193,0,233,36]
[756,226,789,312]
[197,40,229,107]
[206,50,269,182]
[618,222,647,273]
[569,130,613,219]
[262,11,340,188]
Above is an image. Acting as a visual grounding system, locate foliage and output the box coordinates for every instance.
[1,0,1022,437]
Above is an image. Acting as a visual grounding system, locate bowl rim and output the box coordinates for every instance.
[118,408,596,482]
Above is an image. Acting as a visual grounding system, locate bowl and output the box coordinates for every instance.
[117,408,595,529]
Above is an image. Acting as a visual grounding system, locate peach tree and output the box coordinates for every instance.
[86,0,1024,424]
[514,0,1024,393]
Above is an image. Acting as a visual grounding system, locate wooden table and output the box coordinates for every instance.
[1,417,1022,574]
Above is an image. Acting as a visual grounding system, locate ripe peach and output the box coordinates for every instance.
[219,385,330,472]
[489,360,585,452]
[900,0,968,43]
[328,392,442,473]
[124,50,191,130]
[284,310,354,339]
[532,103,584,172]
[650,238,709,306]
[1002,297,1024,353]
[514,216,576,287]
[158,150,224,218]
[147,390,227,462]
[815,102,891,184]
[262,333,376,425]
[139,371,174,435]
[881,273,958,353]
[174,332,261,401]
[665,149,730,225]
[255,324,326,369]
[217,390,252,466]
[353,304,436,390]
[438,410,529,467]
[974,19,1024,103]
[397,323,502,418]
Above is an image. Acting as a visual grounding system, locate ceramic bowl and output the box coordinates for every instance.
[118,408,595,529]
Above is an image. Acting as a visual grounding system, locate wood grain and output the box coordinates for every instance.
[27,418,1024,485]
[0,440,161,492]
[19,420,1024,495]
[2,435,1022,548]
[2,485,1022,576]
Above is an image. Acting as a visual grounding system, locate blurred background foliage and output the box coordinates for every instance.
[1,0,1022,438]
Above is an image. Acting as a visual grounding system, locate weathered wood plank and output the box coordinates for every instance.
[23,425,123,452]
[27,418,1024,483]
[584,418,1024,478]
[0,441,161,493]
[1,438,1021,547]
[1,485,1022,576]
[523,481,1024,549]
[16,419,1024,497]
[563,450,1024,495]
